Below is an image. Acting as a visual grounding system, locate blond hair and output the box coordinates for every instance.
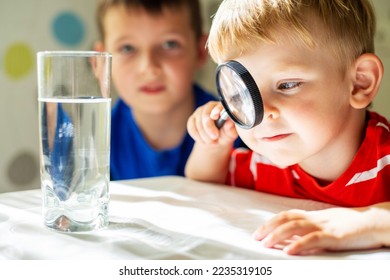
[208,0,376,68]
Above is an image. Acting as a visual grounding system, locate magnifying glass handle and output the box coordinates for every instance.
[215,109,229,129]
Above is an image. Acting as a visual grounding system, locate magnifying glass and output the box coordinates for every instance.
[215,60,264,129]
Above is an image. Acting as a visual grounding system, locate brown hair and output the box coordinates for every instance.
[96,0,203,42]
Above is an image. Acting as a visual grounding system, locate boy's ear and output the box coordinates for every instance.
[350,53,383,109]
[196,34,209,68]
[90,42,106,80]
[94,41,105,52]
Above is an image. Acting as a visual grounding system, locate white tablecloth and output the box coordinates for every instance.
[0,176,389,260]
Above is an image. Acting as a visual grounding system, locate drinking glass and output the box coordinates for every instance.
[37,51,111,232]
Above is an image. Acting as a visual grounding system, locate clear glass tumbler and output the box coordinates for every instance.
[37,51,112,232]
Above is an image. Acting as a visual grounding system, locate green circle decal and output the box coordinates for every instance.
[4,43,34,79]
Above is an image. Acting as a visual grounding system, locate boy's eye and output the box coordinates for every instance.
[119,44,135,54]
[278,81,301,90]
[162,40,180,50]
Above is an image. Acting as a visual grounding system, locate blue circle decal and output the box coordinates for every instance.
[52,11,85,46]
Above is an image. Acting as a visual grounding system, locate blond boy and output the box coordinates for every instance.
[186,0,390,255]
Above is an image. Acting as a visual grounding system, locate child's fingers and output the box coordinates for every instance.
[283,232,331,255]
[220,119,238,140]
[203,106,220,138]
[196,106,219,143]
[260,220,321,249]
[210,104,225,120]
[253,210,306,241]
[187,104,217,144]
[195,102,223,143]
[187,114,203,142]
[187,101,235,145]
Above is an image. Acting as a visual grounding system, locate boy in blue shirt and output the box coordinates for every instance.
[95,0,219,179]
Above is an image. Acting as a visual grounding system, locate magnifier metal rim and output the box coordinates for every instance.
[216,60,264,129]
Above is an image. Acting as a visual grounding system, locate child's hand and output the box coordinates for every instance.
[187,101,238,146]
[253,206,388,255]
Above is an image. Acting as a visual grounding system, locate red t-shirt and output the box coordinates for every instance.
[227,111,390,207]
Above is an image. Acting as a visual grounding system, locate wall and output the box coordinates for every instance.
[0,0,389,193]
[0,0,98,193]
[372,0,390,118]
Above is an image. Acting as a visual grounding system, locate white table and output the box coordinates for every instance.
[0,176,389,260]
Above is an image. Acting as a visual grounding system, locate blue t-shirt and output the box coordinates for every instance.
[110,84,217,180]
[41,103,74,200]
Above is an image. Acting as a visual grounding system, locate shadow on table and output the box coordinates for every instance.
[70,216,274,260]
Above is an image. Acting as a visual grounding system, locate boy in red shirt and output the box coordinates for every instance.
[185,0,390,255]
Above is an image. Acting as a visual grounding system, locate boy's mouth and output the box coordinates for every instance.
[262,133,292,142]
[139,85,165,94]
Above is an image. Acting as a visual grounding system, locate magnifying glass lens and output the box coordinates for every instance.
[216,61,263,129]
[218,68,255,126]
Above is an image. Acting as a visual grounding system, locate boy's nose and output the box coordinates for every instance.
[139,52,161,76]
[262,99,280,121]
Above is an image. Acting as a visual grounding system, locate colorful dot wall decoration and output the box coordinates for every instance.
[4,43,34,80]
[52,11,86,46]
[0,0,98,193]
